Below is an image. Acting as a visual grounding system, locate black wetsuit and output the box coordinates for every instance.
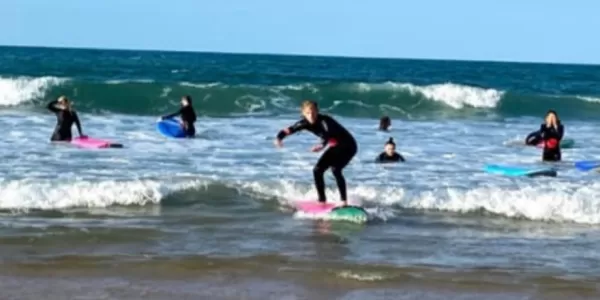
[525,131,542,146]
[277,114,357,202]
[539,123,564,161]
[47,101,82,141]
[376,152,405,163]
[163,106,197,137]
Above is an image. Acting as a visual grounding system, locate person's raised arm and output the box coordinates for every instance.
[47,100,60,113]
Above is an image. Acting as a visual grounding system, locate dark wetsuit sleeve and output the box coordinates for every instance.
[540,124,564,140]
[396,153,406,162]
[557,124,564,140]
[276,119,309,140]
[73,112,83,135]
[162,108,182,120]
[47,101,60,113]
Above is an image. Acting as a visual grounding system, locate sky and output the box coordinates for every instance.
[3,0,600,64]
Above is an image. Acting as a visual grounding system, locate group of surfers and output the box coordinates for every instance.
[46,95,564,207]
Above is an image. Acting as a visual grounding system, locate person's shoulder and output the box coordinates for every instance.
[319,113,339,122]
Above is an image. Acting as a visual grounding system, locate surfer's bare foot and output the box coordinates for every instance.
[341,201,348,207]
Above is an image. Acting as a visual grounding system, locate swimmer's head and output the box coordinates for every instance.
[384,137,396,156]
[301,100,318,124]
[181,95,192,106]
[379,116,391,131]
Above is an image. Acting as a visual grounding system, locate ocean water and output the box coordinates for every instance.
[1,46,600,299]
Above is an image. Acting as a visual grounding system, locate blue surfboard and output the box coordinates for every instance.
[574,160,600,171]
[484,164,557,177]
[156,119,186,138]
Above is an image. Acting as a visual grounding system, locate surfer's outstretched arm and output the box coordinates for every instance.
[161,109,181,120]
[276,119,309,139]
[274,119,310,146]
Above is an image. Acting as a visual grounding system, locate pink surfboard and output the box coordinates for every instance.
[294,201,339,213]
[71,136,122,149]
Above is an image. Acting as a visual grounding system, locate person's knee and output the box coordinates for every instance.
[313,165,326,176]
[331,166,343,177]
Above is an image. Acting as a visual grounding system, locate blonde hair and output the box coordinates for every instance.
[301,100,317,110]
[58,95,69,103]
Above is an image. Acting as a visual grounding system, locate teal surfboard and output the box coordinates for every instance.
[484,164,557,177]
[329,206,369,223]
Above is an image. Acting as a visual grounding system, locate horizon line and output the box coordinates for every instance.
[1,43,599,67]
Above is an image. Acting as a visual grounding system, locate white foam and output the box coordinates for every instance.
[0,179,172,210]
[576,95,600,103]
[0,76,67,106]
[1,111,600,225]
[179,82,223,88]
[104,79,154,84]
[353,82,504,109]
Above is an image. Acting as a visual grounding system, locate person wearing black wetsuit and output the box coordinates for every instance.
[539,110,564,161]
[47,96,84,141]
[375,138,405,163]
[161,95,197,137]
[379,116,391,131]
[275,100,357,206]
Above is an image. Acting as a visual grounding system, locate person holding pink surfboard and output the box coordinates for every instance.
[274,100,357,207]
[47,95,85,141]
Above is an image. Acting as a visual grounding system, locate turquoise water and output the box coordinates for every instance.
[1,46,600,299]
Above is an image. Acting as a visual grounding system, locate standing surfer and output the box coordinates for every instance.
[160,95,197,137]
[47,96,84,141]
[274,100,358,206]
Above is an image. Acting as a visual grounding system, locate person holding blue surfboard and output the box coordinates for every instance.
[274,100,357,207]
[525,110,564,161]
[160,95,197,137]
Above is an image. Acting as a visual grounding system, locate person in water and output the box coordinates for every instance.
[525,110,564,161]
[160,95,197,137]
[379,116,391,131]
[539,110,564,161]
[375,138,405,163]
[274,100,358,206]
[47,96,84,141]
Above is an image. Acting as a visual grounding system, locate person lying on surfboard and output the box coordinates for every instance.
[47,95,85,142]
[375,138,405,163]
[160,95,197,137]
[274,100,357,207]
